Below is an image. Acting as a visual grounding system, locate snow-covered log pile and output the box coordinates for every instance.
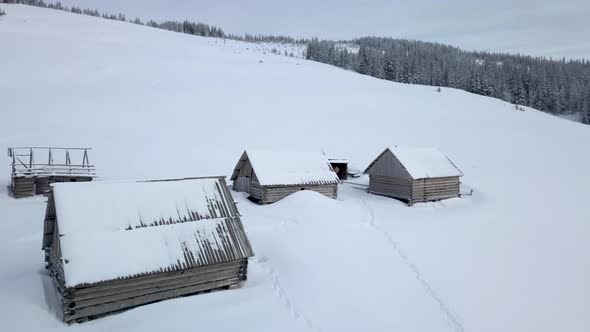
[42,177,254,323]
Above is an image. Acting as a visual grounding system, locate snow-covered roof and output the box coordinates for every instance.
[231,150,340,186]
[392,148,462,179]
[328,158,349,164]
[49,177,254,287]
[365,147,463,179]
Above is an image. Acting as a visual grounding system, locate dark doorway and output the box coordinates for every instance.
[329,162,348,180]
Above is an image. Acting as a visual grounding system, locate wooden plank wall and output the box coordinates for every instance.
[45,253,249,323]
[368,175,413,201]
[260,184,338,204]
[411,176,460,203]
[11,175,93,198]
[365,149,412,179]
[249,181,264,200]
[232,177,251,192]
[368,175,460,205]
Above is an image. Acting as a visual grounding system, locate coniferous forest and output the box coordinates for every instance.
[306,38,590,124]
[3,0,590,124]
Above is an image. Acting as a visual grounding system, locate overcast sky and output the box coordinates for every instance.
[57,0,590,60]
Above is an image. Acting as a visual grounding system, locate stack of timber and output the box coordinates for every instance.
[364,147,463,205]
[11,176,36,198]
[42,176,254,323]
[231,149,340,204]
[8,147,96,198]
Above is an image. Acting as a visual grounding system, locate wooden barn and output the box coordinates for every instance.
[328,158,349,180]
[364,147,463,205]
[42,176,254,323]
[8,147,95,198]
[231,150,340,204]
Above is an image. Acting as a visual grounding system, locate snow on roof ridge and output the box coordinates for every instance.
[50,175,227,187]
[50,176,254,286]
[389,146,463,179]
[244,149,340,186]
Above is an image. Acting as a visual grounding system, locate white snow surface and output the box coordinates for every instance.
[1,5,590,332]
[62,216,232,287]
[52,178,244,286]
[53,178,225,233]
[243,150,339,186]
[388,147,463,179]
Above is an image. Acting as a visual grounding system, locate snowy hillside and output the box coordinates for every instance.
[1,4,590,332]
[55,0,590,60]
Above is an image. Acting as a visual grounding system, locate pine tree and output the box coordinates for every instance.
[384,53,398,81]
[400,62,412,84]
[357,46,371,75]
[512,78,527,105]
[467,73,482,95]
[334,48,349,69]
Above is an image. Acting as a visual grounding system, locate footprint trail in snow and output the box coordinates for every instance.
[255,257,323,332]
[360,199,465,332]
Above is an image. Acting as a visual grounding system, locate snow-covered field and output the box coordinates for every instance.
[1,5,590,332]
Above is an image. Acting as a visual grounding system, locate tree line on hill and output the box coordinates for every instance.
[1,0,305,42]
[306,38,590,124]
[3,0,589,125]
[0,0,227,37]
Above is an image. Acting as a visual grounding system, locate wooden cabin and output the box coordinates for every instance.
[364,147,463,205]
[42,176,254,323]
[8,147,95,198]
[328,158,349,180]
[231,150,340,204]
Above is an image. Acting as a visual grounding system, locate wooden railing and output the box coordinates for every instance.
[8,147,96,178]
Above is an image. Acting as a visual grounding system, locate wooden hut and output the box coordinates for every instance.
[42,176,254,323]
[328,158,349,180]
[364,147,463,205]
[231,150,340,204]
[8,147,95,198]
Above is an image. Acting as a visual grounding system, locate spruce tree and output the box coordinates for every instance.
[384,53,398,81]
[357,46,371,75]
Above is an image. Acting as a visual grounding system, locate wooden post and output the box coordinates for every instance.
[83,149,89,167]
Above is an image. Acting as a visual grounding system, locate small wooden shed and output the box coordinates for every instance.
[8,147,95,198]
[328,158,349,180]
[42,176,254,323]
[231,150,340,204]
[364,147,463,205]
